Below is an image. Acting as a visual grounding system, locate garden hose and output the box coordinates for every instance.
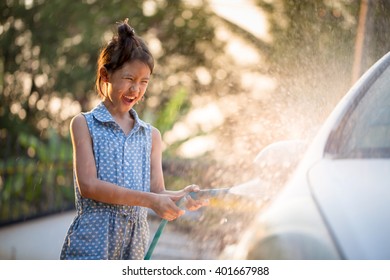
[144,188,230,260]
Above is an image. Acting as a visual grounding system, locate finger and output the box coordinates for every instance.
[163,209,176,221]
[189,184,200,192]
[202,199,210,206]
[170,194,186,203]
[186,194,207,205]
[185,194,194,203]
[167,210,184,221]
[170,201,185,216]
[183,195,198,210]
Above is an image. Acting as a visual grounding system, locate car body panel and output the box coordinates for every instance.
[308,159,390,259]
[221,179,341,259]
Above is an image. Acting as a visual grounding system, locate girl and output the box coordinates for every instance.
[60,19,206,260]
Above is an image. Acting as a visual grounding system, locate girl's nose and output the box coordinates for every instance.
[130,84,138,92]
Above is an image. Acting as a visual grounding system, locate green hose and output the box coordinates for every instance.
[144,218,169,260]
[144,188,230,260]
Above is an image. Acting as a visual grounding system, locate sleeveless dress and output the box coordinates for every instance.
[60,102,152,260]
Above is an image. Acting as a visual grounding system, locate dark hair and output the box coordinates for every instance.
[95,18,154,98]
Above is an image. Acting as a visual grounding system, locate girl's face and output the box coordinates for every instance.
[104,60,151,113]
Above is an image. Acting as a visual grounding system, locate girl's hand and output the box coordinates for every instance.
[182,184,210,211]
[151,194,185,221]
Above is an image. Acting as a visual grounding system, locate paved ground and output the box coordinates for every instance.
[147,215,219,260]
[0,211,219,260]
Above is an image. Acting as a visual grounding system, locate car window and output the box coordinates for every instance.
[336,66,390,158]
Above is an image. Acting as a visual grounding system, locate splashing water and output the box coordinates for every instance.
[227,178,268,199]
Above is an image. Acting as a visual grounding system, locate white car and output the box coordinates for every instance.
[223,51,390,260]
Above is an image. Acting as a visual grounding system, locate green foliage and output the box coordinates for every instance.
[154,87,188,134]
[0,130,73,224]
[0,0,219,144]
[17,129,72,162]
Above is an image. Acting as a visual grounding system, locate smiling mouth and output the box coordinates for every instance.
[122,95,137,104]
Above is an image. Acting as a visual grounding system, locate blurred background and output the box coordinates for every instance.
[1,0,390,259]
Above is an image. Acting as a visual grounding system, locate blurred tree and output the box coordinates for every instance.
[0,0,227,223]
[0,0,222,147]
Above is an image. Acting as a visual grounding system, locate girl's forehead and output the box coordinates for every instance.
[119,60,151,76]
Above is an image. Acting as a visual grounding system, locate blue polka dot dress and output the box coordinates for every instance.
[60,102,152,260]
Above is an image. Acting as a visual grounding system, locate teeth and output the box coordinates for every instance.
[124,96,135,102]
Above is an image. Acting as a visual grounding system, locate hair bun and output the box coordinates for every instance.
[117,18,135,39]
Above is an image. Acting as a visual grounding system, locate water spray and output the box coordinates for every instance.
[144,140,307,259]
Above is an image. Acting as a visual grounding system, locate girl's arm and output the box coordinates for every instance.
[150,126,207,211]
[149,127,169,195]
[71,114,183,221]
[149,127,193,196]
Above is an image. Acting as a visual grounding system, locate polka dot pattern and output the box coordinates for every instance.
[60,102,152,260]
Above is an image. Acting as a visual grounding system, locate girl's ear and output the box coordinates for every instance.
[100,67,109,82]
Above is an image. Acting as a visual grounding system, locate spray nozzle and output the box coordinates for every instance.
[188,188,230,200]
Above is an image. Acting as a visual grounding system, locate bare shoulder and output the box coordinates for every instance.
[151,126,162,141]
[70,113,89,138]
[151,126,162,151]
[70,113,86,127]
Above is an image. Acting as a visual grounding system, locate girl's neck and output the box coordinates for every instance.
[103,100,135,135]
[103,99,131,118]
